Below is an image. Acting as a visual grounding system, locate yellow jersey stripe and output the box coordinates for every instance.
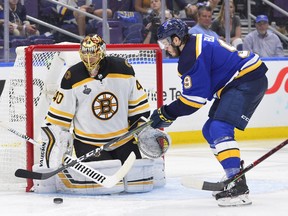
[59,7,67,16]
[49,106,74,119]
[74,127,129,139]
[216,149,240,162]
[106,74,133,79]
[46,116,71,128]
[129,94,148,105]
[179,96,204,108]
[215,59,262,98]
[195,34,203,58]
[74,136,133,147]
[236,59,262,79]
[72,78,94,88]
[129,103,150,115]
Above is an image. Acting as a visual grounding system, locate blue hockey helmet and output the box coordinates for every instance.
[157,18,188,41]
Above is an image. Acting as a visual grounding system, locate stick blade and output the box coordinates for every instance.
[15,168,58,180]
[15,169,43,180]
[181,176,205,190]
[65,152,136,188]
[201,181,226,191]
[181,176,226,191]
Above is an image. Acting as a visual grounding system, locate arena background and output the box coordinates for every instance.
[0,57,287,144]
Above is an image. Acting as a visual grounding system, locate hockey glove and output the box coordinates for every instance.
[150,105,176,128]
[137,126,171,158]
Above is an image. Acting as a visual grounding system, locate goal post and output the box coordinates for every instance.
[0,43,163,192]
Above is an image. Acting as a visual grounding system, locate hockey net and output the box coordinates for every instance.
[0,43,163,191]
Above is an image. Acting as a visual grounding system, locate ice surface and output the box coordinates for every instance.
[1,139,287,216]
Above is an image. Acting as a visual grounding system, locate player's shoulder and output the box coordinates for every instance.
[67,61,88,80]
[68,61,85,71]
[104,56,135,76]
[60,62,89,89]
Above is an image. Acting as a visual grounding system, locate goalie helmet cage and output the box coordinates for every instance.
[0,43,163,192]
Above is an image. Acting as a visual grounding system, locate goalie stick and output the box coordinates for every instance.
[0,121,136,188]
[14,120,152,180]
[181,139,288,191]
[63,153,135,188]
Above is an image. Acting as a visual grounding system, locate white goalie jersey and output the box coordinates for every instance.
[45,56,150,147]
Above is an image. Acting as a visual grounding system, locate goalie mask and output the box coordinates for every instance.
[79,34,106,77]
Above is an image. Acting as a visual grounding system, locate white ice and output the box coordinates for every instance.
[1,139,287,216]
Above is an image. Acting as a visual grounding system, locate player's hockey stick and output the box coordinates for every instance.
[14,121,152,180]
[1,120,151,181]
[0,121,137,188]
[0,121,42,147]
[181,139,288,191]
[63,153,135,188]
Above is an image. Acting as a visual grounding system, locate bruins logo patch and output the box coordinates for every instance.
[64,70,72,80]
[92,92,118,120]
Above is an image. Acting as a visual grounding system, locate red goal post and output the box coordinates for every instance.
[17,43,162,191]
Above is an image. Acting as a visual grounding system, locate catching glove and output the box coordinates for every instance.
[150,105,176,128]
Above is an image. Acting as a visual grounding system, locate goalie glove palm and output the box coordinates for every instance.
[150,105,176,128]
[137,126,171,158]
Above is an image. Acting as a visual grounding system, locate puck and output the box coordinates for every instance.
[53,197,63,204]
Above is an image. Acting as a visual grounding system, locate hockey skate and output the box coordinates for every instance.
[215,174,252,207]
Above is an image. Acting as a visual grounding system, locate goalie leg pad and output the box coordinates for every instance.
[153,157,166,188]
[124,158,155,193]
[124,158,166,192]
[56,159,124,195]
[32,164,57,193]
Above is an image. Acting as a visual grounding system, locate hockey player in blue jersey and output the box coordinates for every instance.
[150,18,268,207]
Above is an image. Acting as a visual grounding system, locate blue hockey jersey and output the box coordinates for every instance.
[166,34,267,118]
